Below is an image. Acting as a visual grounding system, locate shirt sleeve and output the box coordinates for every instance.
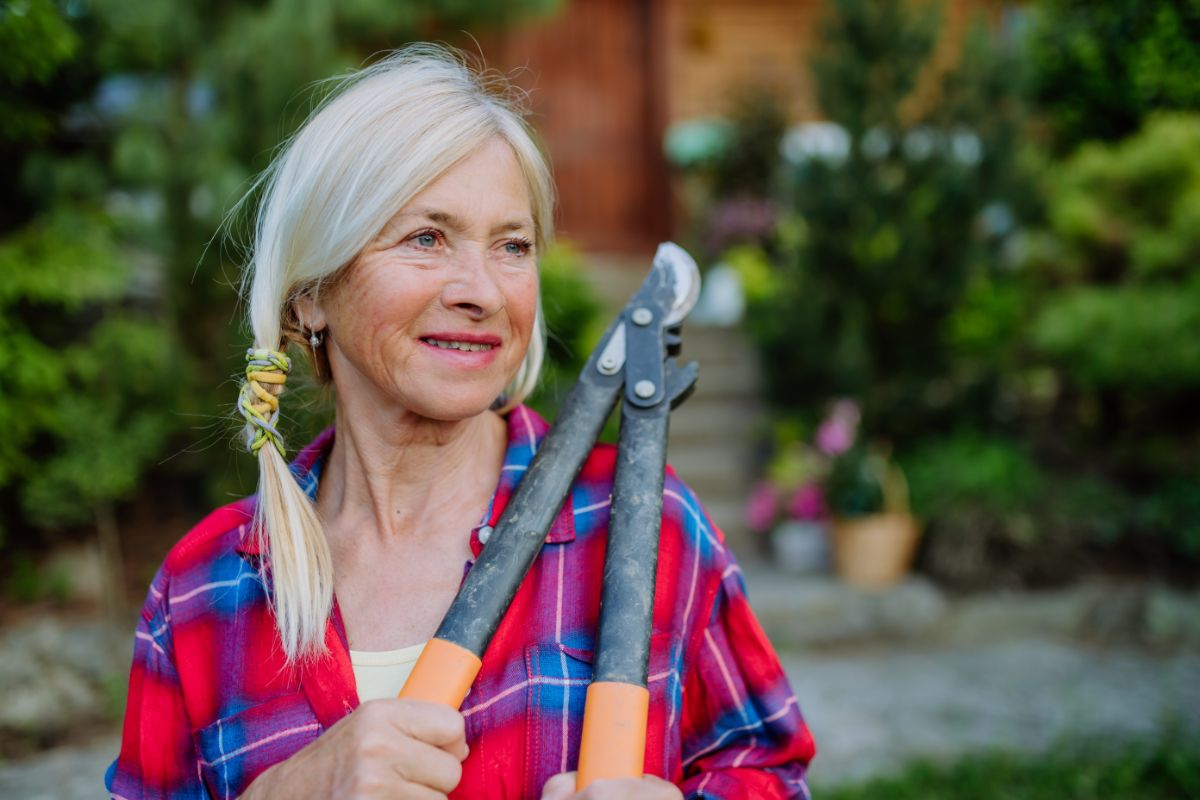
[678,547,816,799]
[106,567,208,799]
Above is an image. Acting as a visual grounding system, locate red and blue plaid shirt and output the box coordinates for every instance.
[107,405,815,798]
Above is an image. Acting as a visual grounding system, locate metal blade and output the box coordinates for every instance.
[654,242,701,326]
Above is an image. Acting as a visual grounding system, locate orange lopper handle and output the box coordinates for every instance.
[575,681,650,789]
[397,638,482,708]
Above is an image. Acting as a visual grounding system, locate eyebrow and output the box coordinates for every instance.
[401,207,534,236]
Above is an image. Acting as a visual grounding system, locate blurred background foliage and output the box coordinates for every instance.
[697,0,1200,587]
[3,0,1200,595]
[0,0,583,586]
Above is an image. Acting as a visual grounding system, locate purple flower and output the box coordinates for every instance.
[704,196,778,257]
[816,399,860,456]
[787,482,827,521]
[745,481,780,533]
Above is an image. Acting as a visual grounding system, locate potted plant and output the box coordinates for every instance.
[746,400,922,586]
[820,401,922,589]
[744,433,831,574]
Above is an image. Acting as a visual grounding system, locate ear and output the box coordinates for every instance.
[292,291,326,332]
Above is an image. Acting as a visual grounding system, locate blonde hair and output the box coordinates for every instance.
[239,44,554,662]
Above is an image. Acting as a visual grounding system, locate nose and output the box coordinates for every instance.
[441,245,504,320]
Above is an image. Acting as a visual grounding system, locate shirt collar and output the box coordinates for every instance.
[235,404,576,556]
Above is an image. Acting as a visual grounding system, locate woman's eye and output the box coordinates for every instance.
[414,232,438,248]
[504,239,532,256]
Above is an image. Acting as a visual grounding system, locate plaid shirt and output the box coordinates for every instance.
[107,405,815,799]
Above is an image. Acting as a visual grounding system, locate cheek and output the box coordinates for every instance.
[509,274,540,338]
[330,265,427,335]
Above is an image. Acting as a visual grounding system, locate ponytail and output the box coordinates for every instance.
[239,347,334,660]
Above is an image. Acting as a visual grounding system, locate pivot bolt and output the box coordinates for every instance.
[631,307,653,326]
[634,380,656,399]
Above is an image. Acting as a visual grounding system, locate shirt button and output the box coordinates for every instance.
[478,525,493,545]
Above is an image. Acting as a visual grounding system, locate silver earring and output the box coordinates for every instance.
[309,329,323,349]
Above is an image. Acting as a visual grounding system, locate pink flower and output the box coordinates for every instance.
[816,399,860,456]
[745,481,780,533]
[787,482,827,521]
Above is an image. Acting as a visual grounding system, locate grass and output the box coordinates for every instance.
[823,737,1200,800]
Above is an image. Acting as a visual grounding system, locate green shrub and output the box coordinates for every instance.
[901,431,1143,587]
[904,432,1042,522]
[741,0,1029,442]
[1027,0,1200,152]
[527,242,605,419]
[824,736,1200,800]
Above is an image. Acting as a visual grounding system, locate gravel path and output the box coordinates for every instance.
[786,637,1200,788]
[0,735,118,799]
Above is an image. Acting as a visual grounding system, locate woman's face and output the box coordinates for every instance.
[304,137,539,422]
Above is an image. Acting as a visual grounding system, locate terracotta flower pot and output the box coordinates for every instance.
[831,512,921,589]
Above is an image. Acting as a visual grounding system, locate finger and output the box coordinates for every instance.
[384,779,445,800]
[640,774,684,799]
[380,699,468,751]
[540,771,578,800]
[444,735,469,762]
[575,776,681,800]
[392,736,464,794]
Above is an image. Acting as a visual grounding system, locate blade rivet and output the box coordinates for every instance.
[631,307,653,326]
[634,380,656,398]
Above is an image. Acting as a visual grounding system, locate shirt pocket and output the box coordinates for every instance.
[523,632,677,798]
[193,692,323,799]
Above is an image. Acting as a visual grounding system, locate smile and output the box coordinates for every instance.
[420,337,496,352]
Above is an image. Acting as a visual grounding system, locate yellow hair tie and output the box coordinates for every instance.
[238,348,291,457]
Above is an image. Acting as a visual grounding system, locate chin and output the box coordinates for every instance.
[401,386,508,423]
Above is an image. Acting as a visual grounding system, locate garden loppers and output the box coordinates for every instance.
[574,254,699,789]
[399,243,700,720]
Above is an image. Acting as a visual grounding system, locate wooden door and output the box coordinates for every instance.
[480,0,671,254]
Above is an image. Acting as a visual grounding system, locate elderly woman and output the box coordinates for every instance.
[107,46,815,799]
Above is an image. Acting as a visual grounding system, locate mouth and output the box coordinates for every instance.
[419,337,497,352]
[417,332,503,360]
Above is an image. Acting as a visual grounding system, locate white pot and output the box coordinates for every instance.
[771,520,831,574]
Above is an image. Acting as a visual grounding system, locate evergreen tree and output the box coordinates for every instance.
[0,0,561,568]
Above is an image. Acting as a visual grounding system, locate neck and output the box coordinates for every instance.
[316,392,508,546]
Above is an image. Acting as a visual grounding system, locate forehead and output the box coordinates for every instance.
[400,138,534,227]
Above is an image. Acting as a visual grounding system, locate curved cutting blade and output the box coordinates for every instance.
[654,242,702,326]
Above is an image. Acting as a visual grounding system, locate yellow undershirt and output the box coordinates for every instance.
[350,641,428,702]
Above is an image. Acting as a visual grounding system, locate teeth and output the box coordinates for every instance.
[424,338,493,352]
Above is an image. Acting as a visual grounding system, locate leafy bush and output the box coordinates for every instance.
[1027,114,1200,390]
[1027,0,1200,152]
[0,210,183,537]
[740,0,1029,442]
[904,433,1042,524]
[526,242,605,418]
[824,736,1200,800]
[1016,114,1200,559]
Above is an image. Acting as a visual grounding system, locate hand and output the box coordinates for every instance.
[241,698,468,799]
[540,772,683,800]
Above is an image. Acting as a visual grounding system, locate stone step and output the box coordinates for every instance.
[682,331,761,367]
[668,446,753,505]
[672,402,763,448]
[582,255,763,558]
[686,357,758,393]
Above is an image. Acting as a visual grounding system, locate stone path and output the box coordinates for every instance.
[787,638,1200,788]
[0,735,118,800]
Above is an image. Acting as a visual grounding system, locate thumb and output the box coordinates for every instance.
[540,771,578,800]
